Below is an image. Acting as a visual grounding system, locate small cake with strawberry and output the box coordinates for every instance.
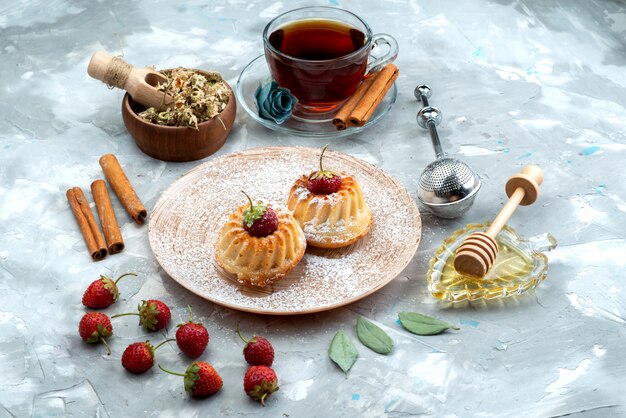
[287,145,373,249]
[215,192,306,287]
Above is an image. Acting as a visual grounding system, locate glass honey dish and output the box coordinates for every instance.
[427,222,557,302]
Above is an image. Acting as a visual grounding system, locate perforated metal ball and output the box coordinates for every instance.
[418,157,480,204]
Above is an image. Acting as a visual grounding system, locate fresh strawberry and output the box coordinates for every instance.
[121,339,170,374]
[307,144,342,195]
[241,191,278,237]
[236,324,274,366]
[78,312,113,355]
[159,361,223,398]
[82,272,137,309]
[138,300,171,331]
[244,365,279,406]
[112,299,171,331]
[122,341,155,374]
[175,306,209,358]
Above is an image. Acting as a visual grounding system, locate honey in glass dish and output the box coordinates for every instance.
[427,223,557,302]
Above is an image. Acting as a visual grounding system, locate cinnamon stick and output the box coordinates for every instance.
[91,179,125,254]
[332,73,378,130]
[99,154,147,224]
[66,187,107,261]
[341,63,399,129]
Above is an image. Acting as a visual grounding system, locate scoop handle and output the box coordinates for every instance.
[87,51,172,109]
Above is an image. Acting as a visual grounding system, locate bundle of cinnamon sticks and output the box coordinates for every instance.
[333,63,399,130]
[67,154,147,261]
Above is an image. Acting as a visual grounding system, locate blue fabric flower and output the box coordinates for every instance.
[254,81,297,125]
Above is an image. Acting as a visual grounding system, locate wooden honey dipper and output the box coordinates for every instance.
[454,165,544,277]
[87,51,173,109]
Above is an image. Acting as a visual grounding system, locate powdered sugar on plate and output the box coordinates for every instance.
[148,147,421,314]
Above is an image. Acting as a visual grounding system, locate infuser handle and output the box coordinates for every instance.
[415,84,431,107]
[415,85,445,159]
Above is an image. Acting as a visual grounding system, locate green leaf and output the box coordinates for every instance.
[328,330,358,375]
[398,312,460,336]
[356,316,393,354]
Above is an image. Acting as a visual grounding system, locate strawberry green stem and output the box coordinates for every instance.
[236,322,248,344]
[155,339,176,351]
[187,305,193,323]
[114,272,137,285]
[111,312,139,319]
[319,144,329,172]
[158,363,186,377]
[100,337,112,355]
[260,392,268,407]
[241,191,254,209]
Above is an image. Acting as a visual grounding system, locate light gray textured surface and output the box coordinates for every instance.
[1,0,626,417]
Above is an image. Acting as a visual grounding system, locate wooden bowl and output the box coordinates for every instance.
[121,71,236,162]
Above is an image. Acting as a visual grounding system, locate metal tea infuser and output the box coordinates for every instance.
[414,85,481,218]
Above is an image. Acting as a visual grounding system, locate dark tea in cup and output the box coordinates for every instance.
[267,19,367,108]
[263,7,398,119]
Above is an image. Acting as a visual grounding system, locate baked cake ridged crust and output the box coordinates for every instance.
[287,175,373,248]
[215,205,306,287]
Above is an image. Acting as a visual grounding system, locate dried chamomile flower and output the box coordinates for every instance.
[138,67,230,129]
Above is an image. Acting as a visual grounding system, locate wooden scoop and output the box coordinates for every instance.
[454,165,544,277]
[87,51,173,109]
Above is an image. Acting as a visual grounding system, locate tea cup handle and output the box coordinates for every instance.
[367,33,399,73]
